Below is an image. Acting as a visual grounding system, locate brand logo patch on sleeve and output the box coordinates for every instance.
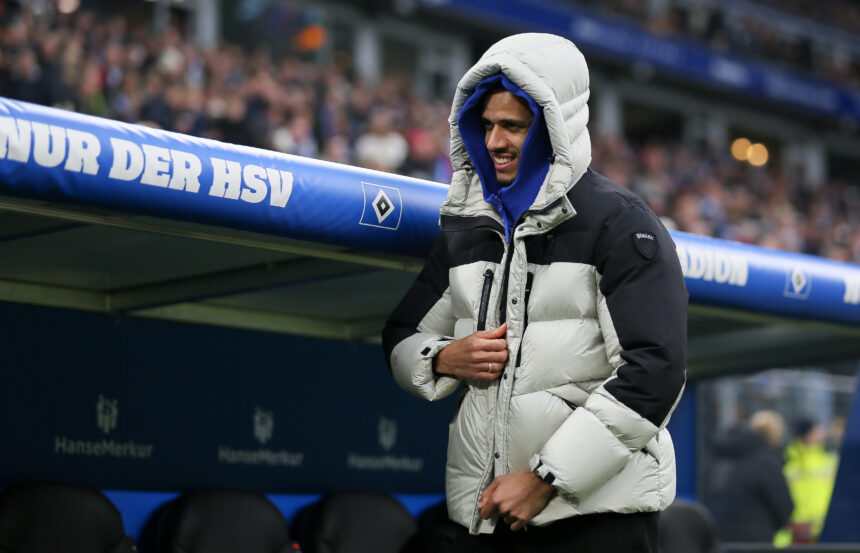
[632,232,658,259]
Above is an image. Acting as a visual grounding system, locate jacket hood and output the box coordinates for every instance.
[458,74,553,241]
[441,33,592,233]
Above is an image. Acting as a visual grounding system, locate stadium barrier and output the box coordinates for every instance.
[2,97,859,326]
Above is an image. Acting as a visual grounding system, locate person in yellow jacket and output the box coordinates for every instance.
[779,420,838,544]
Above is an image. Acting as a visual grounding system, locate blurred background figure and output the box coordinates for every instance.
[354,106,408,173]
[705,410,793,544]
[782,419,839,543]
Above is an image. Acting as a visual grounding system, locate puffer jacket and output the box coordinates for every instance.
[383,33,688,534]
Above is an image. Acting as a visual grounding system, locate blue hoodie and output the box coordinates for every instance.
[457,74,553,242]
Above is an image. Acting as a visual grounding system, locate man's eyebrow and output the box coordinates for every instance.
[482,117,532,126]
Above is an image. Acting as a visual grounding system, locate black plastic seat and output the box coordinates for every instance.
[399,499,457,553]
[151,490,293,553]
[0,482,136,553]
[658,498,719,553]
[295,491,417,553]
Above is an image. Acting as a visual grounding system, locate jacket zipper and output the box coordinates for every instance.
[544,234,555,264]
[498,239,516,324]
[476,269,494,331]
[515,271,534,367]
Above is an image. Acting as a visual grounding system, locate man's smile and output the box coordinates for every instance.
[491,151,517,170]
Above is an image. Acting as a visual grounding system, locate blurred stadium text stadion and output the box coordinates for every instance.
[1,0,860,551]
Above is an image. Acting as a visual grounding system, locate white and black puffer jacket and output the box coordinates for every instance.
[383,33,688,534]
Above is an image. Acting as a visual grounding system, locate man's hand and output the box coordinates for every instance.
[477,470,554,531]
[433,323,508,382]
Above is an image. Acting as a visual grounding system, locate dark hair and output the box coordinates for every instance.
[794,419,815,437]
[479,78,529,112]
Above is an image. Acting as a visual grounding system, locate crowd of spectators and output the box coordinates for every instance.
[588,0,860,91]
[1,5,858,264]
[593,135,860,263]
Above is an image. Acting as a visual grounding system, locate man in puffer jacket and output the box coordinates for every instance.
[383,33,688,552]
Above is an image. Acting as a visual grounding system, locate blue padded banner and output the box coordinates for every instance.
[0,97,446,257]
[2,98,860,326]
[675,232,860,326]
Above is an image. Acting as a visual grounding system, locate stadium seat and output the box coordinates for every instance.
[658,498,719,553]
[0,482,137,553]
[294,491,417,553]
[150,489,294,553]
[399,499,457,553]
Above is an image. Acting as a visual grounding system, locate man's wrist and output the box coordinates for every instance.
[432,354,443,375]
[432,350,449,376]
[425,340,453,377]
[532,459,556,486]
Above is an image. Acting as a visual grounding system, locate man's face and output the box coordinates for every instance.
[481,90,534,187]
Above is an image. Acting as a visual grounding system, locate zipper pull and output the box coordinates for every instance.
[477,269,494,331]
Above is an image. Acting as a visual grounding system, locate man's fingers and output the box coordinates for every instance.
[470,349,508,364]
[483,338,509,352]
[480,480,499,518]
[479,496,496,519]
[476,322,507,338]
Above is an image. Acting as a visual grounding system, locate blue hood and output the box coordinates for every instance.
[457,74,553,242]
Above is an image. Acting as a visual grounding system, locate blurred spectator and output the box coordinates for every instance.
[705,410,794,543]
[782,419,839,543]
[354,106,408,172]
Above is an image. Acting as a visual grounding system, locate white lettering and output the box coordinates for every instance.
[209,157,242,199]
[209,159,292,207]
[0,116,32,162]
[676,244,748,287]
[168,150,202,193]
[241,164,267,204]
[714,252,731,284]
[64,129,100,174]
[140,144,171,187]
[845,275,860,305]
[686,245,706,280]
[53,435,154,458]
[216,446,304,467]
[31,122,66,168]
[266,168,293,207]
[346,453,424,472]
[108,138,144,181]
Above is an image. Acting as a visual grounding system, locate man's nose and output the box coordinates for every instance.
[486,127,506,150]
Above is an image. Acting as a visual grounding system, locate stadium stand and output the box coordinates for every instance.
[589,0,860,89]
[0,2,857,265]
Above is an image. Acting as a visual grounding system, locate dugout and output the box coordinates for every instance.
[2,97,860,542]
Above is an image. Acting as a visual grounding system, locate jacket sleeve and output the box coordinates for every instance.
[382,233,461,401]
[534,202,688,500]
